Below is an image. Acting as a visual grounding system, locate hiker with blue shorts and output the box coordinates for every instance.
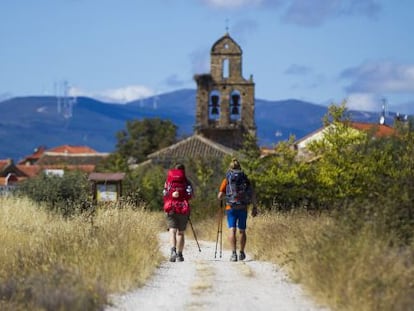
[217,158,258,262]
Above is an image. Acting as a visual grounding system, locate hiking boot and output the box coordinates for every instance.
[239,251,246,261]
[177,252,184,262]
[230,251,238,262]
[170,247,177,262]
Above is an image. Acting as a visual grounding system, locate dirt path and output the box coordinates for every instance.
[106,232,329,311]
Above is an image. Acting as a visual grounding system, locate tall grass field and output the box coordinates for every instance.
[2,195,413,311]
[0,196,164,311]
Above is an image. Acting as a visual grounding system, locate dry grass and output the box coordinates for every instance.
[248,211,414,311]
[0,196,164,311]
[197,209,414,311]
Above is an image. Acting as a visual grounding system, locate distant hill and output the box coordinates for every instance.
[0,89,393,161]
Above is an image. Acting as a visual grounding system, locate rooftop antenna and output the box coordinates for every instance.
[56,80,75,119]
[379,98,387,125]
[152,91,159,109]
[383,97,389,116]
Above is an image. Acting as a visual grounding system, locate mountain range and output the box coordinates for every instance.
[0,89,393,161]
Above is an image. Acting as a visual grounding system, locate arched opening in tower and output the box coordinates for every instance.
[209,90,220,120]
[230,90,241,121]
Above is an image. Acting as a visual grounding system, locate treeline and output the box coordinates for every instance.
[18,104,414,244]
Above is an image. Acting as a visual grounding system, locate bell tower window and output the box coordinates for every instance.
[230,90,241,121]
[222,59,229,79]
[209,91,220,120]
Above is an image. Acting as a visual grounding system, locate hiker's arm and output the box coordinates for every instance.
[217,179,226,200]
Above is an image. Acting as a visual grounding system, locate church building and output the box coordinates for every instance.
[146,32,256,165]
[193,32,256,150]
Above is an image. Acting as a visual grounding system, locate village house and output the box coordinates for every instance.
[294,121,398,160]
[0,145,109,192]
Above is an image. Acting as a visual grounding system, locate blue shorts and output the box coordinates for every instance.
[226,208,247,230]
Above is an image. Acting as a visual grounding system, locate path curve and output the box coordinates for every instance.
[106,232,329,311]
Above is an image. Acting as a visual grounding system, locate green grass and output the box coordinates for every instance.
[0,196,165,311]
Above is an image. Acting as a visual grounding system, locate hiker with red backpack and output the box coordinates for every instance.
[163,163,194,262]
[217,158,258,262]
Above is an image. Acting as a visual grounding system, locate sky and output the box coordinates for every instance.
[1,0,414,114]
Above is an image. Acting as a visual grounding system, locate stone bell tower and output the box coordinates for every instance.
[193,33,256,150]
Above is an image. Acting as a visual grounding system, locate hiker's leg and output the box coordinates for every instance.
[239,229,246,252]
[226,209,238,251]
[177,231,185,253]
[238,210,248,252]
[169,228,178,248]
[229,227,237,251]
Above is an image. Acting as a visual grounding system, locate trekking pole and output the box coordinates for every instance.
[188,217,201,252]
[219,200,223,258]
[215,200,223,258]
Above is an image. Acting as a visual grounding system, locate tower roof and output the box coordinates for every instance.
[211,33,242,54]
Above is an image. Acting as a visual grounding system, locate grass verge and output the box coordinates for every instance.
[0,196,164,311]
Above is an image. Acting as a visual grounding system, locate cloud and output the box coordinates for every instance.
[284,64,312,75]
[69,85,155,103]
[341,61,414,93]
[201,0,267,9]
[231,18,259,40]
[0,92,13,102]
[345,92,381,112]
[283,0,381,26]
[164,74,186,88]
[202,0,381,26]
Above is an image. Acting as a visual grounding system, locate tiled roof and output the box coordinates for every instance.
[36,154,108,166]
[18,146,46,164]
[0,159,29,177]
[17,164,96,176]
[349,122,396,137]
[47,145,98,154]
[0,159,13,171]
[16,165,42,178]
[147,134,235,162]
[296,121,396,146]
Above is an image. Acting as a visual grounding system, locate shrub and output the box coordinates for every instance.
[18,171,92,216]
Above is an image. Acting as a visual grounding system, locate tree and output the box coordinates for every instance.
[116,118,177,164]
[97,118,178,171]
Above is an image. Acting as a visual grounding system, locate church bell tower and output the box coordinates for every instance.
[193,33,256,150]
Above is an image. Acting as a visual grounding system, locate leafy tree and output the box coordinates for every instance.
[252,136,314,210]
[124,164,166,211]
[237,132,262,176]
[117,118,177,163]
[304,102,414,242]
[97,118,178,171]
[185,156,225,220]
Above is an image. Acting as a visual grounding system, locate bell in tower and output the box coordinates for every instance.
[210,94,220,115]
[231,93,240,115]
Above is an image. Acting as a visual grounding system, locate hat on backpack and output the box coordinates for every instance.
[174,163,185,170]
[229,158,241,170]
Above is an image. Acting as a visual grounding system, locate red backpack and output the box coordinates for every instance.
[163,168,192,214]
